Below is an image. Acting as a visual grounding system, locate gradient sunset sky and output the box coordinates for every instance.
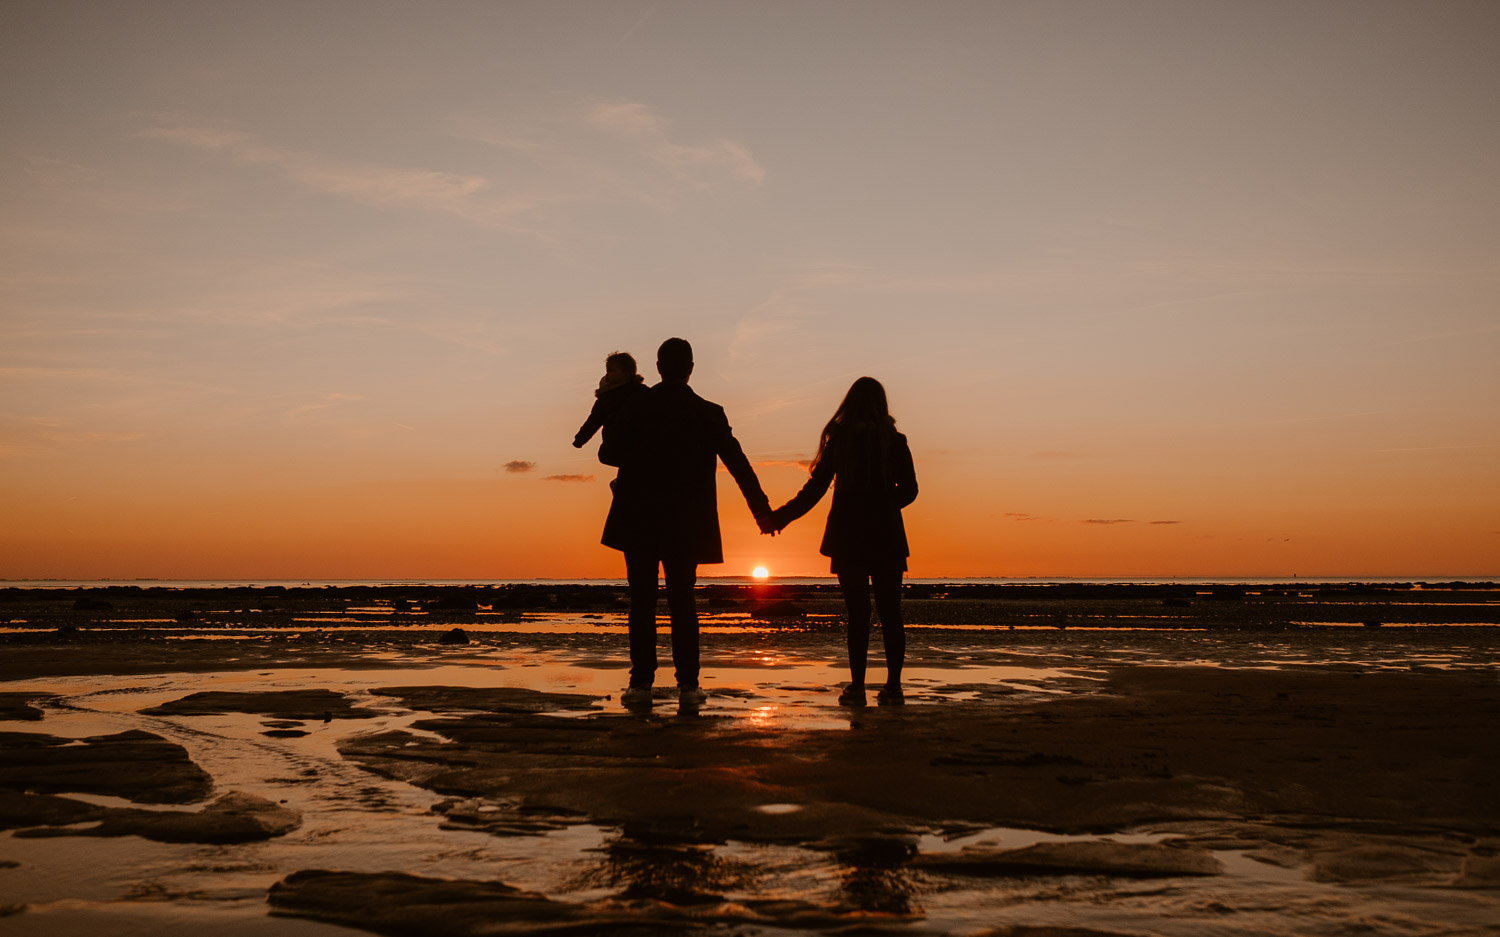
[3,1,1498,580]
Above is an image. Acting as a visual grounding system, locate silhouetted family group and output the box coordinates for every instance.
[572,338,918,712]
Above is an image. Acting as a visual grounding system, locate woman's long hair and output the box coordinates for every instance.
[811,377,897,483]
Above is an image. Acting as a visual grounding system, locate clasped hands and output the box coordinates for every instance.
[754,506,787,537]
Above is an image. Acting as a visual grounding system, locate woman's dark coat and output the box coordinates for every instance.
[775,425,917,573]
[601,382,769,564]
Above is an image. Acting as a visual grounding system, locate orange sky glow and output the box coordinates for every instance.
[2,1,1498,581]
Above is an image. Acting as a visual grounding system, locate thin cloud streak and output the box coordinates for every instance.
[285,393,364,421]
[0,366,230,394]
[585,99,766,186]
[140,120,535,229]
[456,95,765,228]
[1375,444,1494,452]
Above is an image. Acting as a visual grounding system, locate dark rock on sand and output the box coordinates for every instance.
[0,729,212,803]
[0,788,99,830]
[1451,853,1500,888]
[267,869,636,935]
[970,928,1148,937]
[339,665,1500,860]
[142,688,376,720]
[268,867,918,935]
[911,840,1224,878]
[427,595,479,612]
[1310,844,1460,883]
[0,692,49,721]
[439,627,470,645]
[339,713,925,846]
[811,833,919,868]
[371,685,603,714]
[434,797,588,836]
[12,790,300,844]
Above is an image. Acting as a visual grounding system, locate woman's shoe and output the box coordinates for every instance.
[876,685,904,706]
[837,685,867,707]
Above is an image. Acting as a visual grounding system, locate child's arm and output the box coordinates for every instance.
[572,398,608,448]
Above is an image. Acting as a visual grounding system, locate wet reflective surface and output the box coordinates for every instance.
[2,627,1497,936]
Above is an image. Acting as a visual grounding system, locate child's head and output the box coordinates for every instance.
[605,351,637,381]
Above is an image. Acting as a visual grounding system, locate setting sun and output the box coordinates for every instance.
[751,566,770,580]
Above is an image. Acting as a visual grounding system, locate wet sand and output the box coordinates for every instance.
[1,583,1497,935]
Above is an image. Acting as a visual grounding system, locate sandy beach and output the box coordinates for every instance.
[2,583,1497,936]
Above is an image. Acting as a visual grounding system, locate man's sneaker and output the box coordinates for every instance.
[837,685,867,707]
[621,686,653,710]
[678,686,707,706]
[876,685,905,706]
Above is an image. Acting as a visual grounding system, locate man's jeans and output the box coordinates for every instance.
[624,552,699,689]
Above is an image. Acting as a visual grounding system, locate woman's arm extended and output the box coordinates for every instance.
[772,455,834,530]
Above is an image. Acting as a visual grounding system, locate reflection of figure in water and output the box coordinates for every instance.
[572,351,648,467]
[767,377,918,706]
[602,338,772,711]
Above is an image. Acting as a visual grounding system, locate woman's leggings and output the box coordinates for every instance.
[837,571,904,688]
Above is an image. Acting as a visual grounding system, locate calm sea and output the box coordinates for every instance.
[3,576,1492,590]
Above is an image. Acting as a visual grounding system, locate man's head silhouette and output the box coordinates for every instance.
[657,337,693,383]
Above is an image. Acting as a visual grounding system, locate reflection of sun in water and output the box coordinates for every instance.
[748,705,779,728]
[751,566,769,579]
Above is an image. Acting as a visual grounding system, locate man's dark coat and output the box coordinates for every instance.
[601,381,768,564]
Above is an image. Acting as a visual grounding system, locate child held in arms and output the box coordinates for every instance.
[572,351,648,466]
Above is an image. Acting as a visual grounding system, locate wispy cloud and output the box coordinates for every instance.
[503,460,536,473]
[1375,444,1494,452]
[0,416,150,459]
[145,100,765,237]
[44,431,148,444]
[1380,323,1500,347]
[458,96,765,221]
[0,365,229,395]
[285,392,364,421]
[614,1,663,47]
[1079,518,1183,526]
[543,473,594,483]
[140,120,529,228]
[754,458,812,469]
[585,99,765,186]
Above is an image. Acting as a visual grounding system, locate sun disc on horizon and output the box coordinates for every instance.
[751,566,770,580]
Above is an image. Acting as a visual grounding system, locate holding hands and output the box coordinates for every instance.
[756,505,788,536]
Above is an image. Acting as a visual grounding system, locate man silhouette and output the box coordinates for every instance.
[601,337,771,709]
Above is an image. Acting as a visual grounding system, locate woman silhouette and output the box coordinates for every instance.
[769,377,918,705]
